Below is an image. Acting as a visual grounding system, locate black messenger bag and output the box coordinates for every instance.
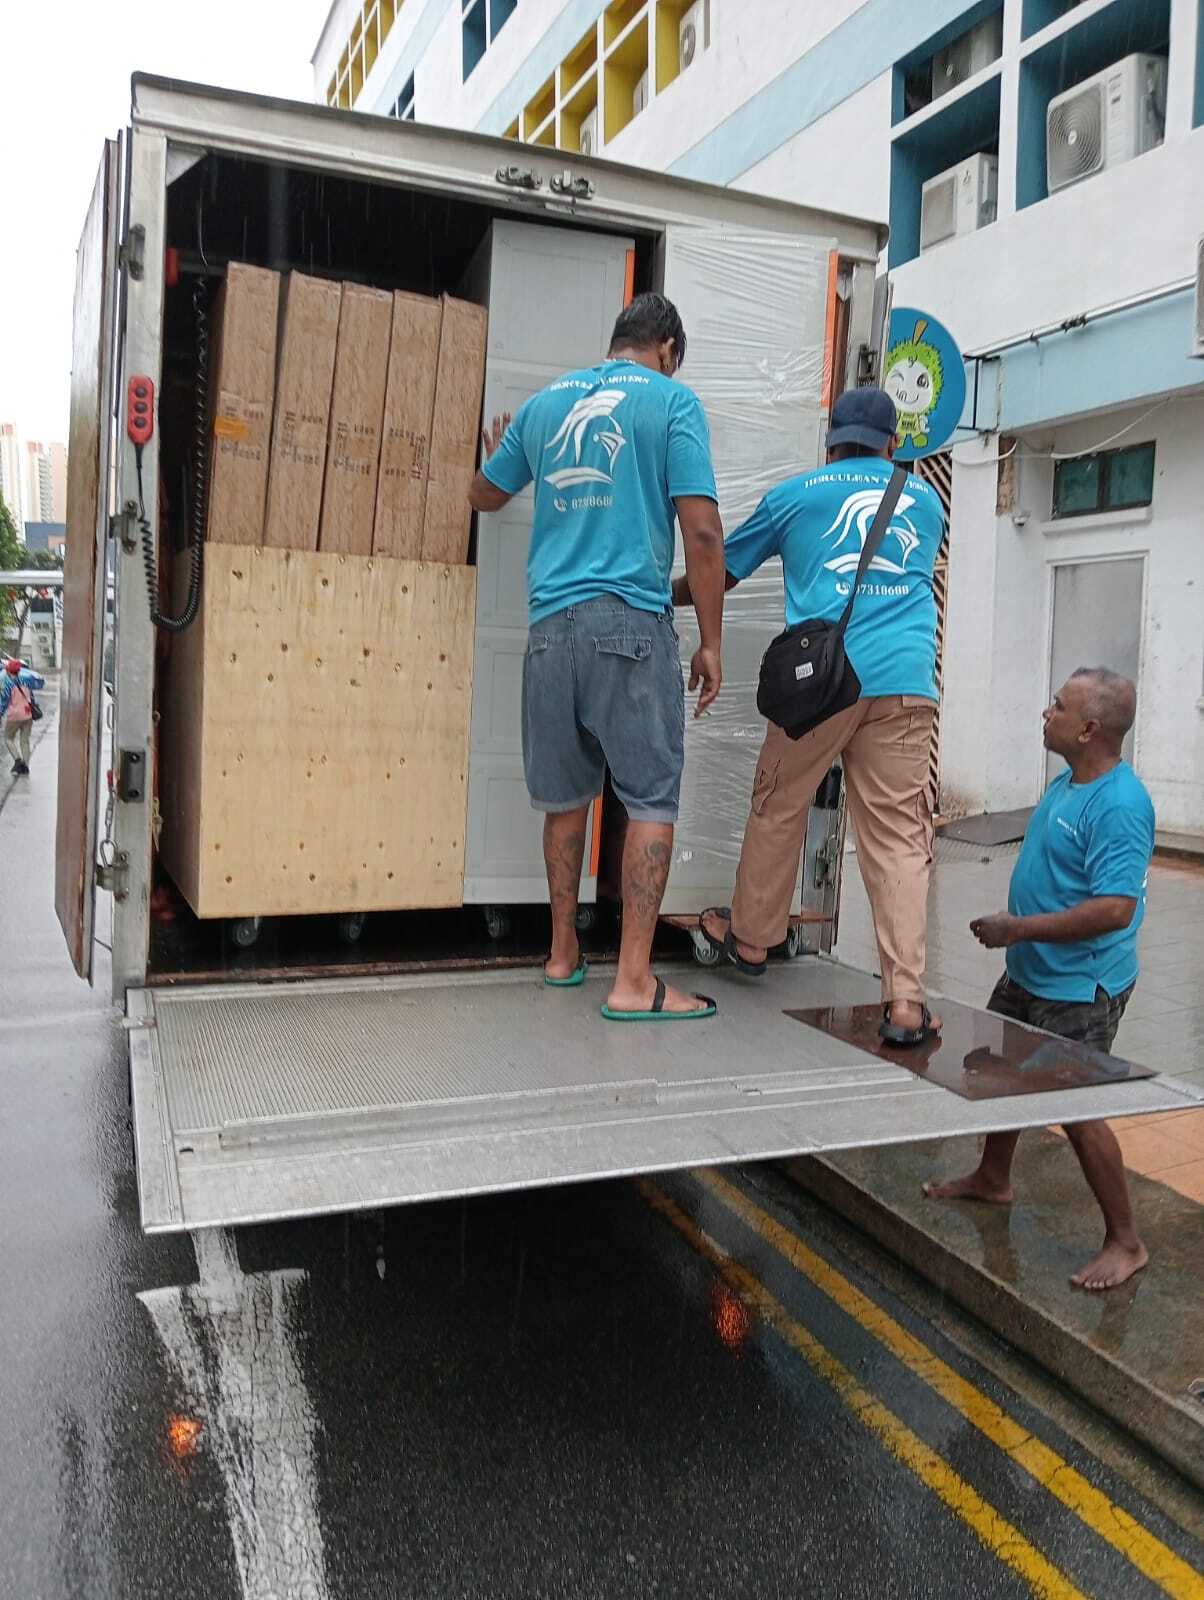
[756,463,908,741]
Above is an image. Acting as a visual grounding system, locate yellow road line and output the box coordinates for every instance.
[637,1179,1087,1600]
[694,1167,1204,1600]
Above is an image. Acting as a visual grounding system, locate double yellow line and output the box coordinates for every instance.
[638,1168,1204,1600]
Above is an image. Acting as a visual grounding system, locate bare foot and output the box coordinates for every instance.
[544,938,580,982]
[890,999,943,1034]
[606,975,712,1016]
[700,909,767,967]
[1069,1238,1149,1292]
[922,1170,1014,1204]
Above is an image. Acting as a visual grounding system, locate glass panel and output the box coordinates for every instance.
[1052,455,1100,517]
[1106,442,1155,509]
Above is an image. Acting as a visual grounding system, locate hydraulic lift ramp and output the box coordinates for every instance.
[128,960,1198,1232]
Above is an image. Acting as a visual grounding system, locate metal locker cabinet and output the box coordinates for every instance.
[462,220,633,907]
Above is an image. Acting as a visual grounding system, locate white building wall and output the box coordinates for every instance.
[942,398,1204,833]
[311,0,1204,835]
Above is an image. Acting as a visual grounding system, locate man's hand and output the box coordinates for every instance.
[481,412,512,460]
[689,645,721,718]
[970,912,1021,949]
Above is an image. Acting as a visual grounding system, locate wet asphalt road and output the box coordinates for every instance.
[3,686,1203,1600]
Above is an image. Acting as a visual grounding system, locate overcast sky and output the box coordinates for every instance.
[0,0,333,445]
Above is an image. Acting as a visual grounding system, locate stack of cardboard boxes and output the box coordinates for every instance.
[159,263,486,924]
[204,262,487,560]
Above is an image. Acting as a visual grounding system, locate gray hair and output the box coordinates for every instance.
[1069,667,1137,744]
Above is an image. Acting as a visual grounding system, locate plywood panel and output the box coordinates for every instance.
[373,291,442,560]
[160,546,475,918]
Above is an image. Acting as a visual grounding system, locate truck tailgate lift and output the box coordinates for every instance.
[128,962,1196,1232]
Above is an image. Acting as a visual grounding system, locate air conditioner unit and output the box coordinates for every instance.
[1047,53,1167,194]
[919,153,998,253]
[932,13,1003,101]
[679,0,704,72]
[632,70,649,118]
[579,107,598,158]
[1192,234,1204,359]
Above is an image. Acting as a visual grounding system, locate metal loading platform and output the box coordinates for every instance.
[128,960,1196,1232]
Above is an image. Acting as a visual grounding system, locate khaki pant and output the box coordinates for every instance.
[730,695,936,1004]
[5,718,31,767]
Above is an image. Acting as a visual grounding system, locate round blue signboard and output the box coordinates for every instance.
[883,308,965,461]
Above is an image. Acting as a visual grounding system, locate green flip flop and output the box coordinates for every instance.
[544,956,588,988]
[600,975,717,1022]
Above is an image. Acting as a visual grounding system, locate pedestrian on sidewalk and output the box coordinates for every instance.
[673,386,946,1046]
[924,668,1154,1292]
[468,291,726,1022]
[2,657,44,777]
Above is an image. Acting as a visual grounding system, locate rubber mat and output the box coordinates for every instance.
[936,808,1035,846]
[784,996,1156,1101]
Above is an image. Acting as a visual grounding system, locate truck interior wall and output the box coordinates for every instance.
[149,152,660,982]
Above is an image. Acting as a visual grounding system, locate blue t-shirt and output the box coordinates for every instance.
[722,456,945,700]
[481,358,717,624]
[1007,763,1155,1002]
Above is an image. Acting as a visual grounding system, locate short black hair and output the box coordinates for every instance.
[609,292,687,368]
[1069,667,1137,743]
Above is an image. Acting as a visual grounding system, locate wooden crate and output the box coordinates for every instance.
[159,545,476,919]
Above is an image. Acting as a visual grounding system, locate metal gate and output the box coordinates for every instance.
[915,450,952,811]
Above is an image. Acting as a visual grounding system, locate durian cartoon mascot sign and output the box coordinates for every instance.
[882,308,965,461]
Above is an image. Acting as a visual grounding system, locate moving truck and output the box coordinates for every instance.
[55,76,1187,1234]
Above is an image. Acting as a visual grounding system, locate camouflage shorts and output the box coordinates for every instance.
[986,974,1134,1054]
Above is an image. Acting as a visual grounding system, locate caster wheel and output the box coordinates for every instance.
[784,923,804,960]
[574,906,598,933]
[690,929,721,968]
[229,916,262,950]
[484,907,511,941]
[337,913,366,946]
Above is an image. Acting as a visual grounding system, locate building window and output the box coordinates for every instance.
[392,72,415,119]
[1052,442,1155,518]
[463,0,515,81]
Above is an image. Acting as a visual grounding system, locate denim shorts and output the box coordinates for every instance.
[986,974,1134,1053]
[522,596,685,824]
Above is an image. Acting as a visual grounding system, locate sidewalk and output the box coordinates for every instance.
[799,841,1204,1488]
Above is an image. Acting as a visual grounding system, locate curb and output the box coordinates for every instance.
[783,1150,1204,1494]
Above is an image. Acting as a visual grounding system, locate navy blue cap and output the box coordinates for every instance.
[826,386,897,450]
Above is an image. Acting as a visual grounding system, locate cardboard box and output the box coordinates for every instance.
[421,296,488,566]
[264,273,342,551]
[319,283,393,556]
[372,292,443,560]
[207,262,281,546]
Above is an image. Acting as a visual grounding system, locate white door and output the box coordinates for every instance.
[463,220,634,905]
[660,223,835,914]
[1046,557,1144,783]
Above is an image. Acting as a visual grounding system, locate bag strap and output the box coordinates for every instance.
[835,461,909,639]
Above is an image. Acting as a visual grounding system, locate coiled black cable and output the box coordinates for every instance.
[141,278,208,632]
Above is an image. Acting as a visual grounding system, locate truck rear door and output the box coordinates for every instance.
[55,141,121,982]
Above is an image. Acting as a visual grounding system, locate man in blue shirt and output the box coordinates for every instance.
[925,668,1155,1291]
[468,293,725,1022]
[674,387,946,1046]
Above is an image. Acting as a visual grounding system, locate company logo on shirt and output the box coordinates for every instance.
[543,390,627,499]
[820,488,922,578]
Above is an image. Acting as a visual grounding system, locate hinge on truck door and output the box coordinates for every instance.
[549,171,595,200]
[813,833,841,890]
[116,749,146,804]
[495,165,543,191]
[119,224,146,281]
[110,501,139,554]
[96,851,130,902]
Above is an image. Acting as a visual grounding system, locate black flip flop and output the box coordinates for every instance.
[879,1004,939,1048]
[699,906,768,977]
[601,975,717,1022]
